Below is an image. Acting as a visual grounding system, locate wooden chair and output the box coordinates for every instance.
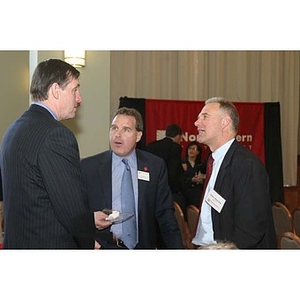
[292,207,300,237]
[186,205,199,237]
[271,202,293,246]
[173,201,192,249]
[279,232,300,249]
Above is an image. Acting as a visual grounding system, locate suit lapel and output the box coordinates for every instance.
[214,140,239,192]
[136,150,148,215]
[212,140,239,225]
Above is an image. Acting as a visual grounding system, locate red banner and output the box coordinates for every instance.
[145,99,265,164]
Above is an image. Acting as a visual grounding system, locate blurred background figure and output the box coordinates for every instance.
[182,141,205,207]
[199,241,238,250]
[146,124,187,217]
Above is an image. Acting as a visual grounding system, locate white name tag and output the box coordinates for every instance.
[138,170,150,181]
[205,189,226,213]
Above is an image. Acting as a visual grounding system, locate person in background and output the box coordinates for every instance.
[0,59,109,249]
[81,107,183,249]
[146,124,187,216]
[192,97,277,249]
[199,241,238,250]
[181,141,205,207]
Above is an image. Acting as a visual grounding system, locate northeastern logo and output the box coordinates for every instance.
[156,130,198,142]
[156,130,254,150]
[156,130,166,141]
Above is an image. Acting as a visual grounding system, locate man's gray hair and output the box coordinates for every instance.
[205,97,239,134]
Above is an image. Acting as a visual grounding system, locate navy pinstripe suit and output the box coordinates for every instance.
[0,104,95,249]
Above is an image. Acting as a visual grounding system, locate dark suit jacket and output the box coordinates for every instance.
[80,149,183,249]
[0,104,95,249]
[146,137,184,194]
[211,140,277,249]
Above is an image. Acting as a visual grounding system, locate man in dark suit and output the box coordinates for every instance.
[81,107,183,249]
[0,59,108,249]
[146,124,187,217]
[192,97,277,249]
[146,124,183,193]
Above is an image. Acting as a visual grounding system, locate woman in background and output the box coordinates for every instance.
[182,141,205,207]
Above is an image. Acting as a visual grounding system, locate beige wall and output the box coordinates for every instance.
[0,50,110,159]
[0,51,29,145]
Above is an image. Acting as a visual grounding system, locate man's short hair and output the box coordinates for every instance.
[166,124,182,138]
[112,107,144,132]
[30,59,80,102]
[206,97,239,134]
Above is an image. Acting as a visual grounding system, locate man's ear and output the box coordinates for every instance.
[49,82,60,99]
[221,115,232,130]
[136,131,143,143]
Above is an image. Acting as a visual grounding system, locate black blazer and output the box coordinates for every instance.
[0,105,95,249]
[80,149,183,249]
[211,140,277,249]
[146,137,184,193]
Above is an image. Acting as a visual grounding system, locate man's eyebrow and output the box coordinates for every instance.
[123,126,132,130]
[72,84,80,90]
[200,112,209,117]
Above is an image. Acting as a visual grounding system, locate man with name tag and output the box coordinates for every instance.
[192,97,277,249]
[81,107,183,249]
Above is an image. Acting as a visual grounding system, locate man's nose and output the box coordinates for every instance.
[77,91,83,104]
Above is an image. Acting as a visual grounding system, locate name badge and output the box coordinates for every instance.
[138,170,150,181]
[205,189,226,213]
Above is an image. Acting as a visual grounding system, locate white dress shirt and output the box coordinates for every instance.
[192,138,235,246]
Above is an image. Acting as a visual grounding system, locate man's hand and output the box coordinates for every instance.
[192,172,204,184]
[94,211,112,230]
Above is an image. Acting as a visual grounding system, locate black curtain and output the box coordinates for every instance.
[264,102,284,203]
[119,96,146,150]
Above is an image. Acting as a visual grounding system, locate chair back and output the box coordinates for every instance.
[271,202,293,237]
[292,207,300,236]
[186,205,199,236]
[173,201,191,248]
[279,232,300,249]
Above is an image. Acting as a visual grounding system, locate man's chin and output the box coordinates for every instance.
[111,148,125,157]
[67,112,77,120]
